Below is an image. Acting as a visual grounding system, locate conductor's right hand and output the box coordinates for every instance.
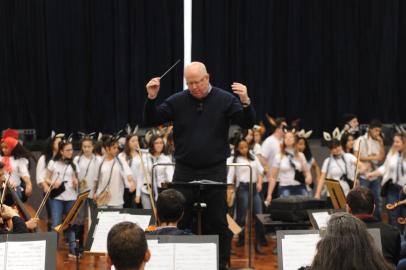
[146,77,160,99]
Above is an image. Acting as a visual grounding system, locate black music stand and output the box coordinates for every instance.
[168,180,228,235]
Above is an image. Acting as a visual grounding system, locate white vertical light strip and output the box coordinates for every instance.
[183,0,192,89]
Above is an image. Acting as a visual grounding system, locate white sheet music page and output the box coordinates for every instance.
[145,240,175,270]
[312,212,331,229]
[5,240,46,270]
[0,242,5,270]
[122,214,151,231]
[174,243,217,270]
[90,211,121,253]
[282,234,320,270]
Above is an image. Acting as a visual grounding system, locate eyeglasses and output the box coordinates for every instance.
[186,77,206,87]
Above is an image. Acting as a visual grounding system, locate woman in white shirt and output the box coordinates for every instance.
[93,135,135,209]
[0,136,34,202]
[367,133,406,226]
[243,128,261,155]
[315,139,357,199]
[45,139,78,257]
[266,131,312,203]
[142,135,174,207]
[36,133,64,230]
[73,135,98,248]
[119,133,144,208]
[227,138,264,248]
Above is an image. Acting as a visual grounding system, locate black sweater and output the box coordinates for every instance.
[144,87,255,168]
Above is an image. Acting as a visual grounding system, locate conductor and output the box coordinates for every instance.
[144,62,255,270]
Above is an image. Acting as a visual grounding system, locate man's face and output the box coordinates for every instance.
[185,73,210,99]
[369,127,382,140]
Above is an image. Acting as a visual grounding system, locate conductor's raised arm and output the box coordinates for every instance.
[143,77,174,126]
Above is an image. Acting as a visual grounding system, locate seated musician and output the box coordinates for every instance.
[148,189,192,235]
[347,187,400,266]
[0,162,38,232]
[107,222,150,270]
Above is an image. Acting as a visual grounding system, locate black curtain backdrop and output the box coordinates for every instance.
[192,0,406,135]
[0,0,183,138]
[1,1,406,138]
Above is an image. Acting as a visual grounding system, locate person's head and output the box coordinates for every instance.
[273,117,287,137]
[81,138,94,156]
[327,139,343,157]
[148,135,164,156]
[156,189,185,225]
[368,119,382,140]
[343,114,359,130]
[242,129,254,144]
[341,133,354,154]
[391,133,406,154]
[310,212,392,270]
[124,134,140,156]
[107,222,150,270]
[55,140,74,160]
[346,187,375,215]
[184,62,210,99]
[103,136,119,158]
[1,137,35,162]
[283,131,296,148]
[297,137,312,162]
[233,138,254,161]
[253,129,262,144]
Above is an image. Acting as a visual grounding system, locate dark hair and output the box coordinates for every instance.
[102,134,119,149]
[341,133,354,154]
[54,141,76,172]
[0,161,4,169]
[233,138,255,163]
[369,119,382,129]
[3,142,37,169]
[148,135,164,155]
[297,137,313,162]
[156,189,185,224]
[327,139,342,150]
[124,134,139,162]
[107,222,147,270]
[310,212,393,270]
[346,187,375,215]
[164,132,175,156]
[41,136,61,164]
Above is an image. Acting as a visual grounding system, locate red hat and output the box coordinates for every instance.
[3,128,19,139]
[1,137,19,153]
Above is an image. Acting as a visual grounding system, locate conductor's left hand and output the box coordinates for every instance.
[231,82,250,104]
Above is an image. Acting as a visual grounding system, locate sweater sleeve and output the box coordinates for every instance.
[143,98,174,126]
[228,95,256,128]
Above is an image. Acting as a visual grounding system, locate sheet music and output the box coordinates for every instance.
[5,240,46,270]
[174,243,217,270]
[91,212,122,252]
[145,240,175,270]
[91,211,151,253]
[282,234,320,270]
[0,243,5,270]
[312,212,331,229]
[122,214,151,231]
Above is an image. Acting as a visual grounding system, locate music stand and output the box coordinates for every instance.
[325,179,346,209]
[54,190,90,233]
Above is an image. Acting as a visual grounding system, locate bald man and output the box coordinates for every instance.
[144,62,255,270]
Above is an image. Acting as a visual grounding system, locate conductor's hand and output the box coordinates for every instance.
[146,77,160,99]
[231,82,250,104]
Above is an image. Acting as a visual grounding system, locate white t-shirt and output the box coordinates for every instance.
[118,152,145,197]
[36,155,49,185]
[73,154,98,198]
[227,156,264,185]
[272,152,307,186]
[321,153,356,195]
[354,134,382,173]
[47,160,79,201]
[94,156,132,207]
[252,143,262,156]
[378,151,406,187]
[0,156,30,187]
